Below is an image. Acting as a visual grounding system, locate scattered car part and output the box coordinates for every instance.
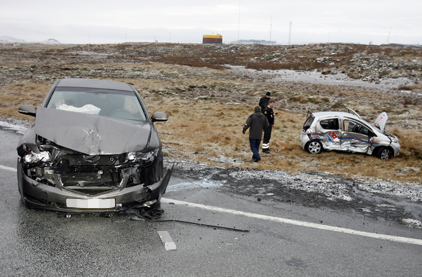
[157,231,177,251]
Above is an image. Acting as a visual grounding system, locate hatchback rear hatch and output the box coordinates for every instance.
[303,112,314,131]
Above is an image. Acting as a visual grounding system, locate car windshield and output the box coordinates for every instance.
[46,87,147,122]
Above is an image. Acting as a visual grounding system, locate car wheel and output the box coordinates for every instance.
[306,141,323,154]
[377,147,392,159]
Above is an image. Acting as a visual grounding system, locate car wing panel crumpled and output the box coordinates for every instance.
[35,107,151,155]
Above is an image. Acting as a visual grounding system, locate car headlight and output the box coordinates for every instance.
[127,149,159,163]
[24,151,51,164]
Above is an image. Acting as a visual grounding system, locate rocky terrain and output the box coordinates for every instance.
[1,42,422,228]
[1,43,421,180]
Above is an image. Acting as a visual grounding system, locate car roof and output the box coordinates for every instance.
[56,78,134,92]
[312,111,361,120]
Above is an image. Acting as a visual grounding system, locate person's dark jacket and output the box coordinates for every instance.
[263,106,274,125]
[243,112,269,139]
[259,96,270,112]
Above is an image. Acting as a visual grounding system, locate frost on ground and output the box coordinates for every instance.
[166,155,422,204]
[0,117,31,135]
[402,218,422,229]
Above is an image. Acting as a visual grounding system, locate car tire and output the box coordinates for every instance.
[306,140,323,154]
[376,147,392,159]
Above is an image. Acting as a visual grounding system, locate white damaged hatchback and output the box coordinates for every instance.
[300,108,400,159]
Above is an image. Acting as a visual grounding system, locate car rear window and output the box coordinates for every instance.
[320,118,339,130]
[303,116,314,131]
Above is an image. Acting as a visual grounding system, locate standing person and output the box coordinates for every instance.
[262,99,276,153]
[243,106,269,162]
[259,92,271,112]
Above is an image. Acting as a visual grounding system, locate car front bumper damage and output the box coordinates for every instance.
[17,162,173,213]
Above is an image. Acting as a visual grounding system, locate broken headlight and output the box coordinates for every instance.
[24,151,51,164]
[127,149,159,163]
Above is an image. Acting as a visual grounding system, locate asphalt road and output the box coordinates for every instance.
[1,128,421,276]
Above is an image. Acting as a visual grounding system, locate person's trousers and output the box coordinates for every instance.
[249,138,261,160]
[263,125,272,151]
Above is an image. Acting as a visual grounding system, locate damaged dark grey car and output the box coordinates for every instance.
[17,78,172,212]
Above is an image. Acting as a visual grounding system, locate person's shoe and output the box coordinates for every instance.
[253,159,259,162]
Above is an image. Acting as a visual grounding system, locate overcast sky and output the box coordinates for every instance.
[1,0,421,45]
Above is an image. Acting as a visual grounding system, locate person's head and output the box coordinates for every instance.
[268,99,275,108]
[266,91,271,98]
[254,106,261,113]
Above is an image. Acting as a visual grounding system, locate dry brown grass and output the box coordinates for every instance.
[1,43,421,184]
[4,82,421,183]
[141,95,421,183]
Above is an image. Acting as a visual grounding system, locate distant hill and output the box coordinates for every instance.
[0,36,62,44]
[0,36,26,43]
[39,38,62,45]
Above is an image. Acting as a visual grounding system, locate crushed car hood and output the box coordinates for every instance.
[374,112,388,133]
[35,107,152,155]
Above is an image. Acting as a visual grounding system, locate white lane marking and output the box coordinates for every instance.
[161,198,422,246]
[0,165,17,172]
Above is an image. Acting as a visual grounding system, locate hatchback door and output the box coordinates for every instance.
[341,119,372,153]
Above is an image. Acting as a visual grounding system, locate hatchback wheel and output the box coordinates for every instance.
[306,141,322,154]
[377,147,392,159]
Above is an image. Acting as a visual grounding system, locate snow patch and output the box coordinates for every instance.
[402,218,422,228]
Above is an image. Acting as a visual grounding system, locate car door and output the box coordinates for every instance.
[341,119,371,153]
[318,118,341,150]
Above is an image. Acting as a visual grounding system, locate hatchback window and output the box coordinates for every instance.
[319,118,339,130]
[303,116,314,131]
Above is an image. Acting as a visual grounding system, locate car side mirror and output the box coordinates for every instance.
[151,112,168,122]
[18,105,36,117]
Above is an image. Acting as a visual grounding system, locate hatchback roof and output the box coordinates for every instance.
[312,111,360,120]
[56,78,133,92]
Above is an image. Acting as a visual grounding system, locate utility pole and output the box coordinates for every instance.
[269,14,273,43]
